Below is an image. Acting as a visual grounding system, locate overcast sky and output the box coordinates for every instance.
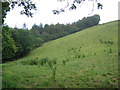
[4,0,119,29]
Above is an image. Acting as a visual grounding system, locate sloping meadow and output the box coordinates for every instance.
[2,21,119,88]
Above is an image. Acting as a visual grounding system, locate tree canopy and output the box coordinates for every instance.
[2,26,18,60]
[31,14,100,42]
[2,0,36,24]
[53,0,103,14]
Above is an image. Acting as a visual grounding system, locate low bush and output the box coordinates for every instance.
[40,57,49,66]
[78,55,81,58]
[20,59,40,65]
[20,57,57,67]
[63,60,66,65]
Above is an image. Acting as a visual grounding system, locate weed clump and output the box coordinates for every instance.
[63,60,66,65]
[50,58,57,82]
[21,57,57,82]
[52,66,57,82]
[93,52,96,56]
[20,59,39,65]
[100,39,103,43]
[40,57,49,66]
[119,52,120,56]
[48,60,53,68]
[109,49,112,53]
[99,39,114,45]
[78,55,81,58]
[29,59,38,65]
[104,50,106,52]
[66,59,69,62]
[20,60,29,65]
[82,54,85,58]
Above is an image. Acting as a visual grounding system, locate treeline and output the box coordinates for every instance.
[2,26,43,61]
[2,14,100,62]
[31,14,100,42]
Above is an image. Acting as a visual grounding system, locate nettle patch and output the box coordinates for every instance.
[99,39,114,45]
[20,57,57,82]
[99,39,114,55]
[67,46,97,61]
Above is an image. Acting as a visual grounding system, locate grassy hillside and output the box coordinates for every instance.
[2,21,119,88]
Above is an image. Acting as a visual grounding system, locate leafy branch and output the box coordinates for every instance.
[53,0,103,14]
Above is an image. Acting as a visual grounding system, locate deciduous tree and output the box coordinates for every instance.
[2,26,18,60]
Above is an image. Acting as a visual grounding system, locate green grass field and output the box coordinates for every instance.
[2,21,119,88]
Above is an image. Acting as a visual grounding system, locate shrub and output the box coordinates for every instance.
[118,52,120,56]
[66,59,69,62]
[52,66,57,82]
[78,55,81,58]
[99,39,103,43]
[2,26,18,60]
[52,58,57,65]
[68,49,70,52]
[29,59,38,65]
[40,57,49,66]
[35,38,44,47]
[20,58,40,65]
[20,60,29,65]
[47,58,57,82]
[83,54,85,58]
[107,41,113,44]
[104,41,107,44]
[71,48,74,50]
[10,29,36,57]
[63,60,66,65]
[109,49,112,53]
[48,60,53,68]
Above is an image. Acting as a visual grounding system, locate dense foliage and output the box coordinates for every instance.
[2,26,18,60]
[2,14,100,61]
[2,1,36,24]
[31,14,100,42]
[10,29,36,57]
[2,26,43,62]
